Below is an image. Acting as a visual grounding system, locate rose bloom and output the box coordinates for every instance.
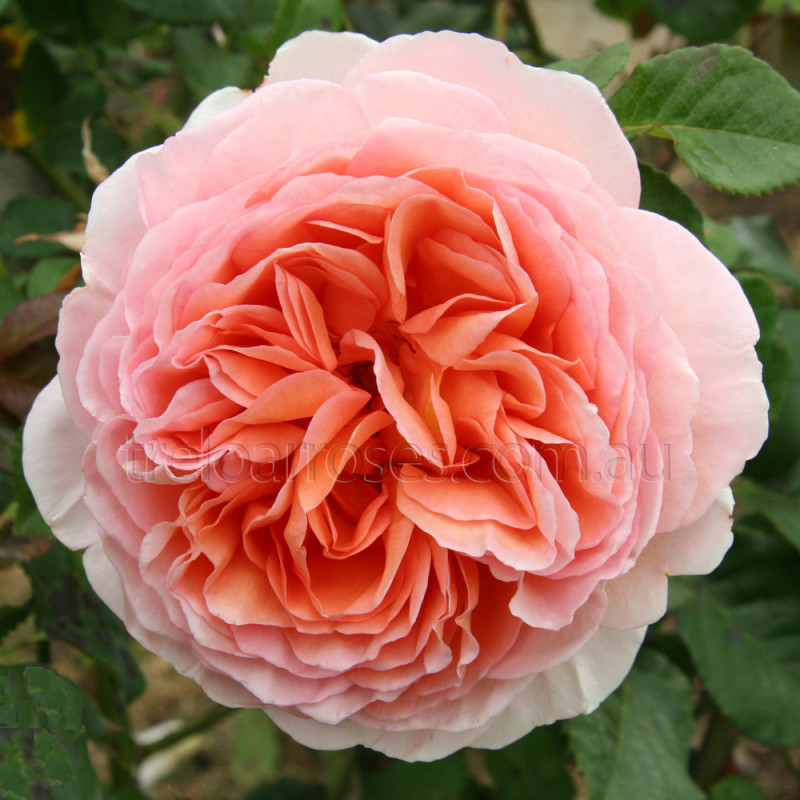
[24,31,767,760]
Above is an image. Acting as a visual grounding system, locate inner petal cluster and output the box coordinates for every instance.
[97,145,675,724]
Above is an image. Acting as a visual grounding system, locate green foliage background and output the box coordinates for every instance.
[1,1,800,798]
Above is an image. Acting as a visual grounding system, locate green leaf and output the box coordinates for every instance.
[762,0,800,9]
[19,0,148,42]
[393,1,485,35]
[736,272,780,337]
[238,777,326,800]
[234,25,277,60]
[637,162,704,241]
[271,0,342,55]
[232,710,280,788]
[548,42,632,89]
[360,751,468,800]
[755,335,791,423]
[26,256,77,297]
[0,408,18,477]
[710,776,768,800]
[116,0,243,23]
[38,75,119,174]
[345,1,399,41]
[17,0,92,41]
[0,467,13,515]
[83,0,156,43]
[642,627,696,685]
[747,309,800,479]
[611,45,800,194]
[734,478,800,553]
[0,275,25,326]
[484,725,573,800]
[728,215,800,290]
[15,39,62,139]
[677,532,800,747]
[237,0,281,26]
[0,664,101,733]
[0,735,30,800]
[666,576,696,612]
[0,666,102,800]
[736,271,791,420]
[0,195,76,260]
[704,217,740,268]
[594,0,643,20]
[34,728,104,800]
[347,0,487,41]
[24,544,146,717]
[645,0,759,44]
[0,604,31,641]
[173,27,255,99]
[566,650,703,800]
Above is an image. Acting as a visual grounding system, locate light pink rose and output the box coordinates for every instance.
[23,31,768,761]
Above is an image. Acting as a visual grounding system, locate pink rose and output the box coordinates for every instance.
[23,31,768,761]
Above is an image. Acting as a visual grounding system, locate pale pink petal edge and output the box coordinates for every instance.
[602,489,734,630]
[22,377,98,550]
[268,30,379,84]
[82,542,264,710]
[81,148,151,294]
[184,87,252,130]
[265,625,645,761]
[339,30,640,207]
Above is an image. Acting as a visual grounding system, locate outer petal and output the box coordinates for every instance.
[652,488,734,577]
[82,541,127,618]
[602,490,734,630]
[135,81,368,227]
[616,210,768,525]
[268,30,378,84]
[471,625,646,747]
[341,31,640,207]
[184,87,251,129]
[82,541,264,711]
[22,378,98,549]
[267,625,645,762]
[81,149,150,294]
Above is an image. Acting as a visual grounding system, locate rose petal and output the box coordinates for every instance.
[269,30,379,84]
[184,87,251,130]
[617,211,768,525]
[342,31,639,206]
[22,378,97,549]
